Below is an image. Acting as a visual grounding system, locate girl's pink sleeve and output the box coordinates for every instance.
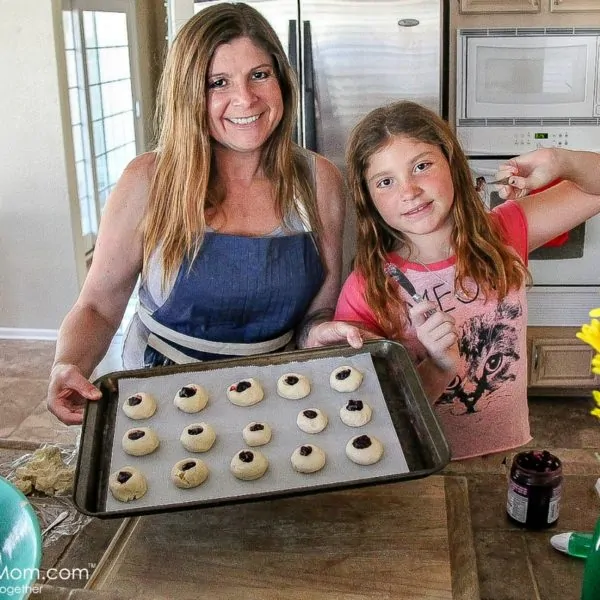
[334,272,385,335]
[491,200,529,263]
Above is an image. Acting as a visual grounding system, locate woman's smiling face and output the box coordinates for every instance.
[365,135,455,242]
[206,36,284,155]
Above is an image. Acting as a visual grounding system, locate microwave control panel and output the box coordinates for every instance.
[457,127,600,155]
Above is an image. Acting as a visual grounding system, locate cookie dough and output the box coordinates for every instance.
[277,373,311,399]
[296,408,328,434]
[108,466,148,502]
[242,422,272,447]
[171,458,209,489]
[230,449,269,481]
[180,423,216,453]
[122,392,157,420]
[173,384,209,413]
[345,434,384,465]
[227,378,264,407]
[122,427,160,456]
[13,446,75,496]
[330,366,364,393]
[339,399,373,427]
[291,444,326,474]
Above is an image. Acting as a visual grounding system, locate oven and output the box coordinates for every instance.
[468,157,600,287]
[468,156,600,325]
[458,27,600,325]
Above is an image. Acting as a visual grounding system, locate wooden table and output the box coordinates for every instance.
[85,476,479,600]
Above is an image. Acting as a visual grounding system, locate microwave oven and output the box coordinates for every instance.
[456,28,600,155]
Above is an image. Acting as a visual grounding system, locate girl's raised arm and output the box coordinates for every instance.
[496,148,600,252]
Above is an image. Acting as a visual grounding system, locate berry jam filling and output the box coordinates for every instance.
[233,381,252,393]
[303,410,318,419]
[187,426,204,435]
[346,399,363,411]
[285,375,299,386]
[181,461,196,471]
[239,451,254,463]
[335,368,352,380]
[117,471,132,484]
[178,386,196,398]
[249,423,264,431]
[352,435,372,449]
[516,450,561,472]
[300,445,313,456]
[127,430,145,440]
[127,395,143,406]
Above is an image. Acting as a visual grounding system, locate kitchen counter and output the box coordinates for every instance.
[3,396,600,600]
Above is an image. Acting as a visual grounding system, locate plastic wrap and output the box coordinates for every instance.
[0,437,92,546]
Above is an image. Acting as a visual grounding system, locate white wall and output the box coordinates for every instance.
[0,0,84,336]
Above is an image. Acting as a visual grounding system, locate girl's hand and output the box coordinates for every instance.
[47,363,103,425]
[495,148,562,200]
[410,302,458,372]
[304,320,382,349]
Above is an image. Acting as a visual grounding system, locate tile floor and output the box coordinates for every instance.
[0,336,126,446]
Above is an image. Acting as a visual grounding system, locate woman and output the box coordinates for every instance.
[48,3,363,425]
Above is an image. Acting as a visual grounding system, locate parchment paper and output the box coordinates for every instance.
[105,352,409,513]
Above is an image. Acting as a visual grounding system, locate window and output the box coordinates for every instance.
[62,0,141,255]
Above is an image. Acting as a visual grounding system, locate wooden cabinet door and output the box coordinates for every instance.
[459,0,541,13]
[529,338,599,388]
[550,0,600,12]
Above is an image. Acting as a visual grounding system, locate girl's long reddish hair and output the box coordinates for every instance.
[345,101,529,339]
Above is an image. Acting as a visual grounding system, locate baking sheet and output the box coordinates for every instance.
[105,352,408,513]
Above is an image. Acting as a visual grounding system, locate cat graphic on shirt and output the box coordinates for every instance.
[435,298,522,414]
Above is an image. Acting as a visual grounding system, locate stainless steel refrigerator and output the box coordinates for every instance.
[169,0,448,273]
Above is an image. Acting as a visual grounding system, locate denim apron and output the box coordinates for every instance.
[136,230,324,366]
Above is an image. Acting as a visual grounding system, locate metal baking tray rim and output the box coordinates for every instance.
[73,340,450,518]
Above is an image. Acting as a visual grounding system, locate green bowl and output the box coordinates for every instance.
[0,476,42,599]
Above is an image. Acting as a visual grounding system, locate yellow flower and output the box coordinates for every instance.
[576,319,600,353]
[578,310,600,421]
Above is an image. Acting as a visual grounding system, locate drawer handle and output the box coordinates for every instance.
[533,347,540,371]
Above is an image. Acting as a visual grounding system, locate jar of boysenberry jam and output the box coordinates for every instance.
[506,450,563,530]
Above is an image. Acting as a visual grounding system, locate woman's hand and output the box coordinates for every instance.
[410,302,458,373]
[47,363,103,425]
[303,320,381,349]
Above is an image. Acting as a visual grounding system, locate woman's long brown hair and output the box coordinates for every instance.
[345,101,530,339]
[144,2,320,288]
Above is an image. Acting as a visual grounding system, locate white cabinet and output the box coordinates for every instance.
[550,0,600,12]
[459,0,541,13]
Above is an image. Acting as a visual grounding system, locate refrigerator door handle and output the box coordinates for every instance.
[288,19,300,145]
[302,20,317,152]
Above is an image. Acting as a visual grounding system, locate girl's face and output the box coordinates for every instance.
[207,37,284,155]
[365,135,455,247]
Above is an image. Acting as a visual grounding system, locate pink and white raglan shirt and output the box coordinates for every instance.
[335,201,532,460]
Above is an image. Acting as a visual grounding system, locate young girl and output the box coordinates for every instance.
[336,100,600,460]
